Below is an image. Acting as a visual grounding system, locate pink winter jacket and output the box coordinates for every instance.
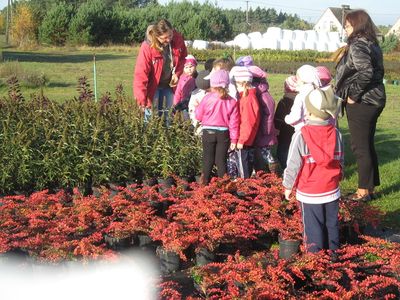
[195,92,239,143]
[173,73,196,105]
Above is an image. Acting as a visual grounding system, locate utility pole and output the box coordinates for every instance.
[245,1,249,24]
[6,0,10,45]
[341,4,350,42]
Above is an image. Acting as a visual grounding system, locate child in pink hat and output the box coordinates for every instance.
[173,55,198,116]
[195,70,239,184]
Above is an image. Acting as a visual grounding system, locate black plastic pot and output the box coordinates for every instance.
[252,233,274,251]
[278,237,301,259]
[104,234,133,250]
[195,247,216,266]
[156,246,181,274]
[137,233,157,251]
[158,177,176,196]
[340,224,365,245]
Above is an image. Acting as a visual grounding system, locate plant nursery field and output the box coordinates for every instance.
[0,45,399,231]
[0,45,400,298]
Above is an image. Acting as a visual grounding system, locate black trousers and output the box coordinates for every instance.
[346,103,383,190]
[301,200,339,253]
[202,129,230,184]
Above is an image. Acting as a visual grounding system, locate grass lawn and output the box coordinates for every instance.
[1,45,400,229]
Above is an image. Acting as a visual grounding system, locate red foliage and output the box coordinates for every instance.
[190,235,400,299]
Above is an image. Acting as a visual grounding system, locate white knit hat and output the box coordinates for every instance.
[296,65,321,87]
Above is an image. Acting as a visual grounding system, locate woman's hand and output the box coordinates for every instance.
[230,143,236,150]
[169,74,178,87]
[236,143,243,150]
[347,97,356,104]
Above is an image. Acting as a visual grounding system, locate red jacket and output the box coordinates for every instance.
[283,120,344,204]
[238,88,260,146]
[133,30,187,107]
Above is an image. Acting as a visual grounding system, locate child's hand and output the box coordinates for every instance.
[284,189,291,200]
[230,143,236,150]
[236,143,243,150]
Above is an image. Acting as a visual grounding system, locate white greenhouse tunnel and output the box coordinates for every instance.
[189,27,346,52]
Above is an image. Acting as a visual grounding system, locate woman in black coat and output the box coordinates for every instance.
[335,10,386,201]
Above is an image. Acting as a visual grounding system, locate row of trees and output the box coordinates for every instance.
[1,0,311,47]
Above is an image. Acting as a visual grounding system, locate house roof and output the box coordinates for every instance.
[387,17,400,36]
[328,7,351,24]
[315,7,382,36]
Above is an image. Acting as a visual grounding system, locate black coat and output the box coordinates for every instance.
[335,37,386,108]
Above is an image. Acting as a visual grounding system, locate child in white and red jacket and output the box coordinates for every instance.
[283,87,343,254]
[173,55,197,117]
[231,66,260,179]
[195,69,239,184]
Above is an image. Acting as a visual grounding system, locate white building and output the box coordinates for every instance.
[314,7,382,41]
[313,7,350,33]
[387,18,400,37]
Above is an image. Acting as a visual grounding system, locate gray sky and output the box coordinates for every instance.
[0,0,398,25]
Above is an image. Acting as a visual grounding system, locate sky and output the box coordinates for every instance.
[0,0,398,25]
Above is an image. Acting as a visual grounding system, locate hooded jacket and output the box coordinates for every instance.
[238,88,260,146]
[283,119,344,204]
[195,92,239,143]
[133,28,187,107]
[335,37,386,107]
[252,75,278,147]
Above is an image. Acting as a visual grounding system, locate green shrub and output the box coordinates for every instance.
[0,78,201,194]
[380,34,399,54]
[68,0,116,46]
[39,2,74,46]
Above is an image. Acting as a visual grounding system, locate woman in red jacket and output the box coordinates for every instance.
[133,19,187,121]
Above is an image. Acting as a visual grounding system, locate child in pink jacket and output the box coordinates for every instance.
[195,69,239,184]
[173,55,197,117]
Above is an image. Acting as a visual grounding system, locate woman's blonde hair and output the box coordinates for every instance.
[148,19,173,52]
[211,87,229,99]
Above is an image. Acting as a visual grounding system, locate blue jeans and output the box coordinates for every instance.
[153,87,173,119]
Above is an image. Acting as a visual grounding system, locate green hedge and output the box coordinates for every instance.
[0,77,201,195]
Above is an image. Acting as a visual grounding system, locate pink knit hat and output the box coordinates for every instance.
[184,54,197,66]
[316,66,332,87]
[284,75,298,93]
[210,69,230,88]
[247,65,266,79]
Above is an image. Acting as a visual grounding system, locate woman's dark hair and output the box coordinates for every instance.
[345,10,378,44]
[149,19,173,51]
